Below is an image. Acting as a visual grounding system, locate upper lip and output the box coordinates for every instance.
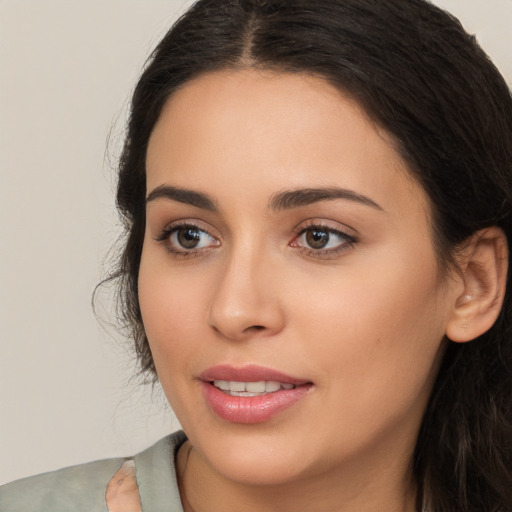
[199,364,311,385]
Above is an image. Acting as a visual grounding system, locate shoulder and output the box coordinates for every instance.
[0,457,124,512]
[0,431,187,512]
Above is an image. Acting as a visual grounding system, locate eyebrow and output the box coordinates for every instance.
[269,187,383,211]
[146,184,383,212]
[146,185,217,211]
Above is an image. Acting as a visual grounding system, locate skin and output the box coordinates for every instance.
[138,69,466,512]
[106,461,141,512]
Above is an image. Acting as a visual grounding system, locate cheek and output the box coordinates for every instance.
[293,248,448,409]
[138,256,212,427]
[138,251,208,376]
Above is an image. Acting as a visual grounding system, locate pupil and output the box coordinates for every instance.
[306,229,329,249]
[178,228,201,248]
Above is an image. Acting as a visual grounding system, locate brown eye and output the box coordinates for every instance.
[291,225,356,256]
[177,227,202,249]
[305,229,330,249]
[161,224,219,253]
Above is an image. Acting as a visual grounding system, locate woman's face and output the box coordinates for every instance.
[139,69,459,485]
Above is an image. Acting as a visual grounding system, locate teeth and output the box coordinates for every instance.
[214,380,230,391]
[230,391,261,397]
[213,380,296,395]
[246,381,266,393]
[230,381,246,392]
[265,381,281,392]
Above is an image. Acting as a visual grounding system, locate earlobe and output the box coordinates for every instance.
[445,227,509,343]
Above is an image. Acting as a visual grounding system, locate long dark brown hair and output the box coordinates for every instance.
[112,1,512,510]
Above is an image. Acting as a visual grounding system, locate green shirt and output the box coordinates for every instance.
[0,430,187,512]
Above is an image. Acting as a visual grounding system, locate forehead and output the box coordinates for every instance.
[146,69,427,219]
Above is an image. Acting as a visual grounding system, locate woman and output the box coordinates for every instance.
[2,0,511,511]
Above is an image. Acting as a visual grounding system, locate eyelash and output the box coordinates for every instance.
[155,221,357,259]
[290,222,357,258]
[155,222,219,257]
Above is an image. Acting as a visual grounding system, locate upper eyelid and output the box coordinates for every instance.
[157,219,219,236]
[292,219,359,238]
[297,224,352,236]
[293,226,357,244]
[157,224,205,237]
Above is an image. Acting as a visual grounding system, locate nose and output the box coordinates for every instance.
[207,248,285,341]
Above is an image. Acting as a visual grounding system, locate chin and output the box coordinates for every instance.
[210,450,309,487]
[188,423,315,486]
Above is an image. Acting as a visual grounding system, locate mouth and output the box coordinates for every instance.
[211,379,296,397]
[199,365,313,424]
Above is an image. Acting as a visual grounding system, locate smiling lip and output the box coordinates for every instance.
[199,365,313,424]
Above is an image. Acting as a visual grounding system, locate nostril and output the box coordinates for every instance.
[247,325,265,331]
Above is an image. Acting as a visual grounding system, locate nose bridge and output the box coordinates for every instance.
[207,238,284,340]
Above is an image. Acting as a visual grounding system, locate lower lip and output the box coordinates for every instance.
[201,382,312,424]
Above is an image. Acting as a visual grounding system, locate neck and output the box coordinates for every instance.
[177,439,418,512]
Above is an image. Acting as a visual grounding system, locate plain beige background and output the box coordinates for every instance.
[1,0,511,486]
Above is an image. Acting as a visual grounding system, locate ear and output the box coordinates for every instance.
[445,227,508,343]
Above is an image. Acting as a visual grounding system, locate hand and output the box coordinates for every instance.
[106,460,142,512]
